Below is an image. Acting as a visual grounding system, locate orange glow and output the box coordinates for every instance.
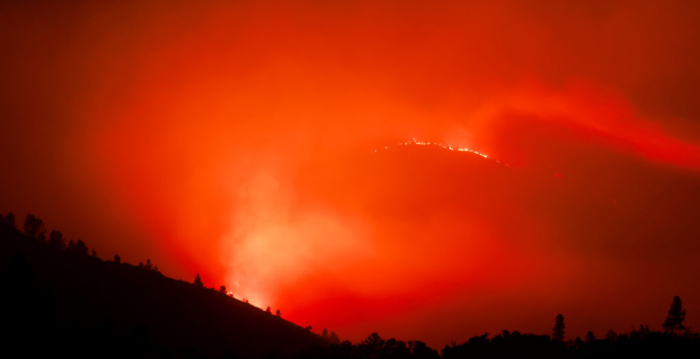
[2,0,700,348]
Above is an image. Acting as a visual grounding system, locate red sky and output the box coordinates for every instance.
[2,0,700,347]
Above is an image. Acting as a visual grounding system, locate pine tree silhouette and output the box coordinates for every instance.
[329,331,340,344]
[194,273,203,287]
[552,314,565,341]
[663,296,686,334]
[585,330,596,343]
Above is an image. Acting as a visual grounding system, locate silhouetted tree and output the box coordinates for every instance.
[194,273,203,287]
[363,332,385,350]
[585,330,596,343]
[322,328,329,339]
[69,239,88,256]
[410,340,439,358]
[219,285,226,294]
[48,229,65,249]
[329,331,340,344]
[266,306,272,314]
[552,314,565,341]
[91,249,97,257]
[663,296,686,334]
[4,212,16,228]
[144,259,153,270]
[276,309,281,317]
[635,324,651,340]
[114,254,121,264]
[23,214,45,240]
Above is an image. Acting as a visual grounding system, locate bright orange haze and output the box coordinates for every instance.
[2,0,700,347]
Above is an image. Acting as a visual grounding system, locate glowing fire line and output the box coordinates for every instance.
[374,138,508,166]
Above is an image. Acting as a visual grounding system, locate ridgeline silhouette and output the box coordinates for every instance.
[0,212,325,359]
[1,212,699,358]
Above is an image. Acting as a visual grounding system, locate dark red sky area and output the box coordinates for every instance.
[2,0,700,347]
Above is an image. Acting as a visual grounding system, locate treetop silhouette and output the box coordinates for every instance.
[49,229,65,249]
[663,295,686,334]
[329,331,340,344]
[194,273,203,287]
[23,214,45,241]
[1,212,16,228]
[68,239,88,255]
[552,314,565,341]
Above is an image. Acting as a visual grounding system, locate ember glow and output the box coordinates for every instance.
[378,139,500,162]
[2,0,700,348]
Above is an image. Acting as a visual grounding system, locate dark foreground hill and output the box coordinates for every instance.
[3,211,700,359]
[0,221,327,359]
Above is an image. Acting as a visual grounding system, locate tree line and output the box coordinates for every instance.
[1,211,698,358]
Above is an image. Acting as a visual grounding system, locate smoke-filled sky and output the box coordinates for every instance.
[2,0,700,347]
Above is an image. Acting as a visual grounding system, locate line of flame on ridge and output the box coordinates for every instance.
[374,138,508,166]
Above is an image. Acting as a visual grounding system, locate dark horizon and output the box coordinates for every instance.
[1,214,696,358]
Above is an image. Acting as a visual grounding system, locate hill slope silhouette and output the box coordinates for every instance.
[0,220,326,359]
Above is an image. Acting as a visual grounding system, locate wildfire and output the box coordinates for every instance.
[375,138,508,166]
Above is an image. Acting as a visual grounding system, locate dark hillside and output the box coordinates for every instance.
[3,210,700,359]
[0,220,326,359]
